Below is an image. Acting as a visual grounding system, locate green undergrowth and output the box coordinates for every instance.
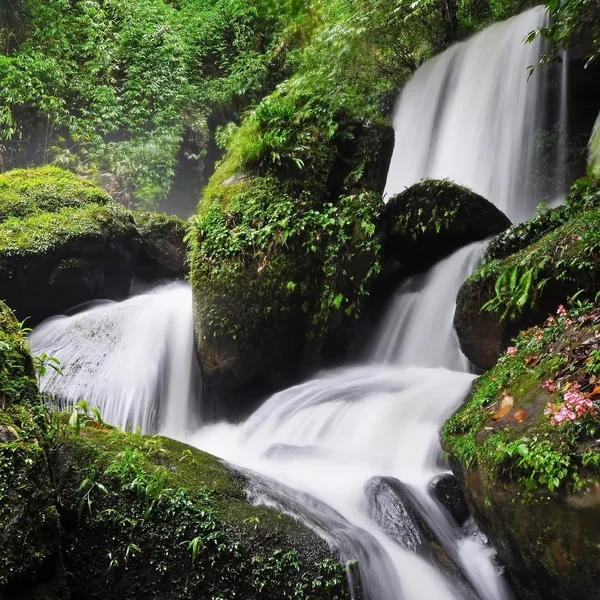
[466,181,600,323]
[443,298,600,495]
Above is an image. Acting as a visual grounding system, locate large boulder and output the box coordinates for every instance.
[443,300,600,600]
[382,179,511,273]
[190,92,394,412]
[0,167,193,323]
[54,424,350,600]
[455,180,600,370]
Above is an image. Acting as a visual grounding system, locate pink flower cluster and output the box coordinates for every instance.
[557,305,567,317]
[544,383,594,425]
[506,346,518,356]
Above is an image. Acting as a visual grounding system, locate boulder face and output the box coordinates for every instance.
[133,211,188,280]
[190,112,394,410]
[443,301,600,600]
[454,179,600,371]
[382,179,511,273]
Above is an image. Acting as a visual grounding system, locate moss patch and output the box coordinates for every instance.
[0,166,110,223]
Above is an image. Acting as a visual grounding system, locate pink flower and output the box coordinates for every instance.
[536,331,544,340]
[506,346,518,356]
[544,402,557,416]
[566,319,574,327]
[542,379,557,393]
[546,316,556,326]
[557,305,567,316]
[551,405,577,425]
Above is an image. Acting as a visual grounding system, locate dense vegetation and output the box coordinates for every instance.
[0,0,530,212]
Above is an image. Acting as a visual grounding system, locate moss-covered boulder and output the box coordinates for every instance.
[455,184,600,371]
[0,301,68,600]
[0,301,350,599]
[0,166,192,323]
[0,202,140,322]
[190,90,394,407]
[382,179,511,272]
[443,300,600,600]
[54,424,350,600]
[134,212,188,280]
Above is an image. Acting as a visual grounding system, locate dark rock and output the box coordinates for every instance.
[382,179,511,274]
[0,424,18,443]
[133,212,187,281]
[364,476,433,552]
[364,476,479,600]
[428,473,469,526]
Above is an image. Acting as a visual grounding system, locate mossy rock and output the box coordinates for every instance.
[54,424,350,600]
[382,179,511,273]
[190,107,393,411]
[0,166,110,223]
[455,201,600,371]
[484,178,600,263]
[0,202,140,323]
[0,301,68,600]
[443,301,600,599]
[133,211,188,280]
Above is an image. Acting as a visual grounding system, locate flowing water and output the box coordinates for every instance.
[30,6,572,600]
[384,6,566,222]
[30,282,201,434]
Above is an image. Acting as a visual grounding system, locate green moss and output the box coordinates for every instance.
[444,300,600,493]
[0,202,137,263]
[484,177,600,263]
[190,113,390,383]
[0,166,110,223]
[55,424,350,600]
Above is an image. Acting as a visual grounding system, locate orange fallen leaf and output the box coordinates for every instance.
[513,409,526,423]
[590,385,600,398]
[525,355,539,367]
[492,395,514,420]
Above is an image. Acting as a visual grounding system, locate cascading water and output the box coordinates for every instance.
[384,7,566,222]
[29,7,567,600]
[371,241,486,371]
[30,282,201,434]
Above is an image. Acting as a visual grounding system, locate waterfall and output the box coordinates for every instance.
[28,8,569,600]
[371,241,486,371]
[384,6,564,223]
[30,282,201,434]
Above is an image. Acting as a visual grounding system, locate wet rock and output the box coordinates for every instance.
[382,179,511,274]
[0,424,19,443]
[364,476,479,600]
[133,212,187,281]
[428,473,469,526]
[364,476,433,553]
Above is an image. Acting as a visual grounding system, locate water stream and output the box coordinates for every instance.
[30,6,572,599]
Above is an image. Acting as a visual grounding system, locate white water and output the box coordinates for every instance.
[372,241,486,371]
[384,7,561,223]
[30,282,201,434]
